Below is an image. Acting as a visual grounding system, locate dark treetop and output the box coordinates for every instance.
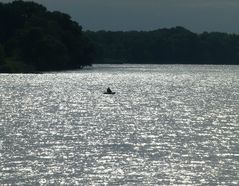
[86,28,239,65]
[0,0,94,73]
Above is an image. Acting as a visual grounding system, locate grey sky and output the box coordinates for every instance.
[1,0,239,33]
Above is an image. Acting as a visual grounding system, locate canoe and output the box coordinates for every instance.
[103,92,116,95]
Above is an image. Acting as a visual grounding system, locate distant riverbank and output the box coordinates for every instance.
[86,28,239,66]
[1,1,239,74]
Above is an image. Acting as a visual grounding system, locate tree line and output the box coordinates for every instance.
[0,0,94,73]
[85,27,239,65]
[0,1,239,73]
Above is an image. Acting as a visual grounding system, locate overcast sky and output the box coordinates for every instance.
[1,0,239,33]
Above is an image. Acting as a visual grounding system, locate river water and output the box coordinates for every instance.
[0,64,238,185]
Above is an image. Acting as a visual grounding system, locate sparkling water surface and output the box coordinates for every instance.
[0,64,239,185]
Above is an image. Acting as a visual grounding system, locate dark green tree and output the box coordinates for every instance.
[86,27,239,65]
[0,45,4,64]
[0,0,95,72]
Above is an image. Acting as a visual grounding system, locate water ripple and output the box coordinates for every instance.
[0,64,238,185]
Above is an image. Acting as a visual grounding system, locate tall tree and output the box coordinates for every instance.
[0,0,94,72]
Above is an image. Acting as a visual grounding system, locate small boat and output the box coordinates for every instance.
[103,92,116,95]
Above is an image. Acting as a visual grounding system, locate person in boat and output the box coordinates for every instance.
[107,87,112,93]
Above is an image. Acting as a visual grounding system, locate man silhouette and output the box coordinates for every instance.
[107,87,112,93]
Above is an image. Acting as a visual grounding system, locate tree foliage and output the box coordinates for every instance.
[0,0,94,72]
[1,0,238,73]
[86,27,239,65]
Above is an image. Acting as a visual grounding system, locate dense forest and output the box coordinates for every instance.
[0,1,239,73]
[86,28,239,65]
[0,0,94,72]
